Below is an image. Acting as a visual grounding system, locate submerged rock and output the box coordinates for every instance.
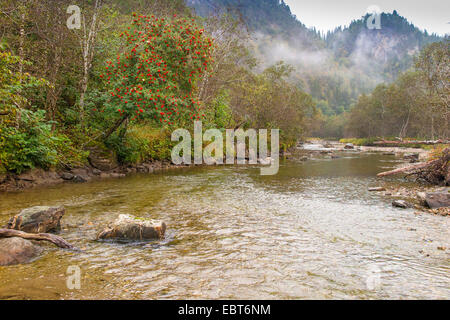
[300,156,309,161]
[425,192,450,209]
[344,143,354,150]
[6,206,65,233]
[404,153,419,163]
[392,200,412,209]
[0,237,41,266]
[97,214,166,241]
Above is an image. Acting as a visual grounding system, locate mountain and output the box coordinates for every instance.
[186,0,444,114]
[326,11,442,81]
[186,0,323,48]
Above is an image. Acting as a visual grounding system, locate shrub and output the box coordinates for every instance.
[106,123,173,164]
[339,138,377,146]
[0,110,87,173]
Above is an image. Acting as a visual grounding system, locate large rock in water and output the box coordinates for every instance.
[344,143,354,150]
[97,214,166,241]
[0,237,41,266]
[425,192,450,209]
[6,206,65,233]
[392,200,412,209]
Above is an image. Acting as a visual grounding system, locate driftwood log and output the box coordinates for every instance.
[0,228,77,250]
[377,148,449,185]
[374,140,448,146]
[377,161,436,177]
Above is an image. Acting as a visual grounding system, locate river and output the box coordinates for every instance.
[0,151,449,299]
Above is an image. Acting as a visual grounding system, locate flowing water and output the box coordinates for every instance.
[0,152,449,299]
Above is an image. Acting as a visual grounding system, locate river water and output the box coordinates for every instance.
[0,151,448,299]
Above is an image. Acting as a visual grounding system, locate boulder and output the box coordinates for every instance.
[425,192,450,209]
[88,147,118,171]
[60,172,74,181]
[6,206,65,233]
[344,143,354,150]
[97,214,166,241]
[72,175,88,183]
[404,153,419,162]
[0,237,41,266]
[392,200,412,209]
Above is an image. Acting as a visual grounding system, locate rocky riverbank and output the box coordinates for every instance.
[0,160,189,193]
[299,140,449,216]
[368,185,450,216]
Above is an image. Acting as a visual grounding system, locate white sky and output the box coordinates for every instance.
[284,0,450,36]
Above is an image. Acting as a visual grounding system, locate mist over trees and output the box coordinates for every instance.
[187,0,447,140]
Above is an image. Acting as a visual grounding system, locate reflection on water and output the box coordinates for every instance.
[0,153,449,299]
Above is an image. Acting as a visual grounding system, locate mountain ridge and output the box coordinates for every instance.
[186,0,444,114]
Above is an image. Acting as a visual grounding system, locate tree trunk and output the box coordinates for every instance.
[377,161,435,177]
[103,115,128,140]
[79,0,102,127]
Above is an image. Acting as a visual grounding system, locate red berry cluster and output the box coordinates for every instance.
[100,13,214,125]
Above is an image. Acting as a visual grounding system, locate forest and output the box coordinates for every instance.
[0,0,312,174]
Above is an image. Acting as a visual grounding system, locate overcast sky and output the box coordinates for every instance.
[284,0,449,36]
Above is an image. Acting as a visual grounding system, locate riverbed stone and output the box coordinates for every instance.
[6,206,65,233]
[88,147,118,171]
[392,200,412,209]
[344,143,354,150]
[60,172,74,181]
[425,192,450,209]
[0,237,41,266]
[404,153,419,163]
[97,214,166,241]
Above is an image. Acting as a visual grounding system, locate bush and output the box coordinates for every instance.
[339,138,377,146]
[0,110,87,173]
[106,123,174,164]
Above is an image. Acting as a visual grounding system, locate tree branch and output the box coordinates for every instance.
[0,228,77,250]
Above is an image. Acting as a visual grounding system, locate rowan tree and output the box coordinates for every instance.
[101,13,214,134]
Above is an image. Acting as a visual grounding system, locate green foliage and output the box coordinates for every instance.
[345,41,449,140]
[0,110,87,173]
[106,124,174,164]
[229,61,314,146]
[102,14,213,126]
[204,90,233,129]
[339,138,377,146]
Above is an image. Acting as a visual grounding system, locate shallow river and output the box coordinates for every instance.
[0,152,449,299]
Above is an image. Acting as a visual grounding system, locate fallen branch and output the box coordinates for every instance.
[373,140,448,146]
[377,148,449,185]
[0,228,77,250]
[377,161,437,177]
